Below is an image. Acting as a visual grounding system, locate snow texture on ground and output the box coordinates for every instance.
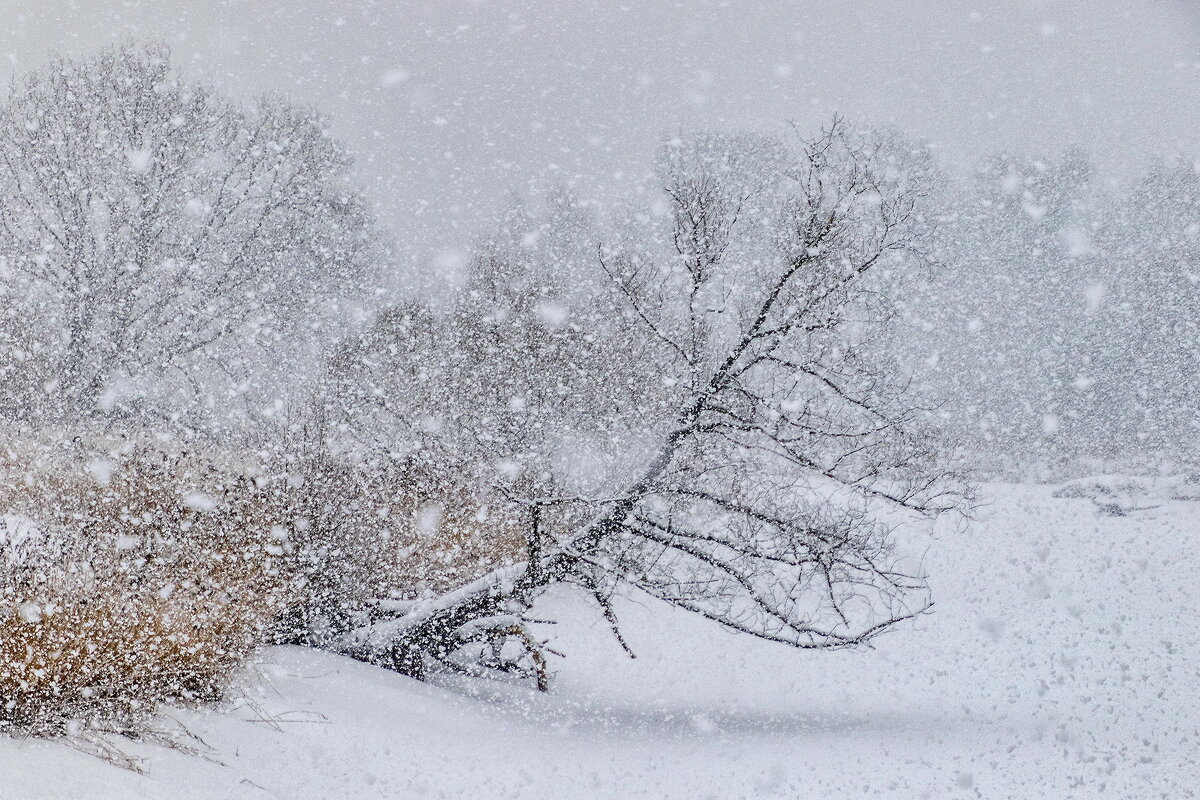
[1,482,1195,798]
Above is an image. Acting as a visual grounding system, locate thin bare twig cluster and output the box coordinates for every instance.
[319,120,969,686]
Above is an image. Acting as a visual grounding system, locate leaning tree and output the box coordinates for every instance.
[0,43,376,431]
[321,120,969,687]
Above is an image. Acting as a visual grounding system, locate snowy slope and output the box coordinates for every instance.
[1,483,1196,799]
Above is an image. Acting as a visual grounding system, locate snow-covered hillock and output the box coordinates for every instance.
[1052,473,1200,515]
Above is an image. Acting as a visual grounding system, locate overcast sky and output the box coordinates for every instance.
[1,0,1198,283]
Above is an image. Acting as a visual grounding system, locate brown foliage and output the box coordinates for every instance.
[280,442,528,644]
[0,436,294,733]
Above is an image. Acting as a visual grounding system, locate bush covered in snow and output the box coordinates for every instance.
[0,434,294,735]
[273,427,529,648]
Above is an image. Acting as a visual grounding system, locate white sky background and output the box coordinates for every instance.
[0,0,1197,288]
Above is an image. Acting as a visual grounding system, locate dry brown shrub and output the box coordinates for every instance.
[389,483,528,595]
[279,443,529,643]
[0,434,295,734]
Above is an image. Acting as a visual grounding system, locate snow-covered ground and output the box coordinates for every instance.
[2,482,1196,799]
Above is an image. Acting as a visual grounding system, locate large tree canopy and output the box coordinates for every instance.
[0,43,376,430]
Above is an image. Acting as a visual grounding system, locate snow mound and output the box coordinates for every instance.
[1051,473,1200,514]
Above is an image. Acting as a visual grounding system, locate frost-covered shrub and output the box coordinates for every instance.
[274,435,528,646]
[283,196,656,644]
[0,435,294,734]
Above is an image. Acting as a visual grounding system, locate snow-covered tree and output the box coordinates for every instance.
[323,120,969,686]
[0,43,376,431]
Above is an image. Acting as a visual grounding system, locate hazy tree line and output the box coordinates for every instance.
[900,149,1200,478]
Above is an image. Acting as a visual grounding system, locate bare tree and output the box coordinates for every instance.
[324,120,969,687]
[0,43,376,430]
